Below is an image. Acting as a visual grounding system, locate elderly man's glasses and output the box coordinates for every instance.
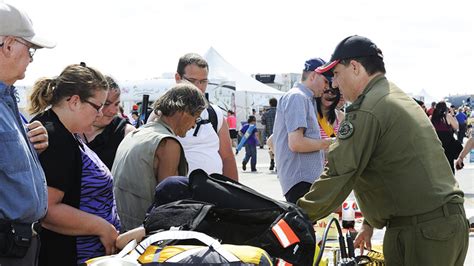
[181,75,209,86]
[14,38,36,59]
[0,38,36,59]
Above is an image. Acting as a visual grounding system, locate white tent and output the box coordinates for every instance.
[204,47,283,124]
[119,78,236,116]
[416,89,437,106]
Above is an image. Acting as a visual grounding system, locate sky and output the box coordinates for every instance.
[9,0,474,100]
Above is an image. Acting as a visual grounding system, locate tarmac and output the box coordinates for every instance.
[235,145,474,263]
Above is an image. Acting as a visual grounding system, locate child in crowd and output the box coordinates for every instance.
[240,115,259,172]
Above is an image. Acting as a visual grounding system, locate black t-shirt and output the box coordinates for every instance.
[33,110,82,265]
[85,116,128,170]
[33,109,120,265]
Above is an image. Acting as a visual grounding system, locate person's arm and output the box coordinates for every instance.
[254,127,260,146]
[218,119,239,181]
[154,138,182,183]
[26,120,49,154]
[116,226,145,250]
[297,112,381,222]
[446,113,459,130]
[42,186,119,255]
[288,128,332,153]
[456,137,474,169]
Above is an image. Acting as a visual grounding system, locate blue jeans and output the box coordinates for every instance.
[243,144,257,170]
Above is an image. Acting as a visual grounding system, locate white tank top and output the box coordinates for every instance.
[178,104,224,175]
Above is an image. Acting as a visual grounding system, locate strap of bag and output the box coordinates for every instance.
[317,112,335,137]
[193,106,218,136]
[128,230,240,262]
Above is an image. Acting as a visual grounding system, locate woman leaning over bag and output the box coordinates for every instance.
[431,101,460,173]
[28,63,120,266]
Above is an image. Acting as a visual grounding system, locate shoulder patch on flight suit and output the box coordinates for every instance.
[338,120,354,140]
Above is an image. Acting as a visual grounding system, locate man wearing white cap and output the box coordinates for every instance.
[0,2,55,265]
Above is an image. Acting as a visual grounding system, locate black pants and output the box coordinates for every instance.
[457,123,467,143]
[284,182,312,204]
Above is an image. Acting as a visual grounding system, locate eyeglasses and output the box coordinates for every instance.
[14,38,36,59]
[181,75,209,86]
[83,99,104,113]
[0,38,36,59]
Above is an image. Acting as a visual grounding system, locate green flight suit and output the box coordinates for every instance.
[297,75,469,265]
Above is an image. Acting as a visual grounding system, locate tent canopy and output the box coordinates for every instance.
[204,47,283,96]
[204,47,283,125]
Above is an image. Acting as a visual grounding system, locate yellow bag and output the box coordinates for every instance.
[85,230,273,265]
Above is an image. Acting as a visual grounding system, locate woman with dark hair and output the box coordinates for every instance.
[316,88,345,160]
[431,101,459,173]
[28,63,120,265]
[79,75,135,170]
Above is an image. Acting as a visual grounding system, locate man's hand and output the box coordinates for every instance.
[27,121,48,154]
[354,223,374,255]
[455,157,464,170]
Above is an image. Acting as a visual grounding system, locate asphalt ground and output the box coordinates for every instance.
[235,145,474,263]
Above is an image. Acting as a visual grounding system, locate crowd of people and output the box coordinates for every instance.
[1,3,473,266]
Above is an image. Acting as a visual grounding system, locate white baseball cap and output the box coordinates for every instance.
[0,3,55,48]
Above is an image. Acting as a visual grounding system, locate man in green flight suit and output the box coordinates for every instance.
[297,35,469,265]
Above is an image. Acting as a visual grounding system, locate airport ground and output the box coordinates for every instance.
[235,145,474,263]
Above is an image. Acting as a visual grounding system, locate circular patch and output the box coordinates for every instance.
[338,120,354,140]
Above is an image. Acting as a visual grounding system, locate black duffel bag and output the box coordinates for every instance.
[144,169,316,266]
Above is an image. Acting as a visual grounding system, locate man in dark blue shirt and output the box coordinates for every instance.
[455,107,468,143]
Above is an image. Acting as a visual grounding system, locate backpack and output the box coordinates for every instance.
[193,106,218,136]
[144,169,316,265]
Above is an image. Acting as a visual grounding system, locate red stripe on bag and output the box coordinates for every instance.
[276,258,293,266]
[271,218,300,248]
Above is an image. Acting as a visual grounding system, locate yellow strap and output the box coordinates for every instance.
[317,113,335,137]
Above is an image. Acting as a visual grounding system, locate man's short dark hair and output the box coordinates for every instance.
[269,98,277,107]
[340,55,386,76]
[177,53,209,77]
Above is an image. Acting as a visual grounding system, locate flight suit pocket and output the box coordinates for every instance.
[0,130,29,174]
[420,217,457,241]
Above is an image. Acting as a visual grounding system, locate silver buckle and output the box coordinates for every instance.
[31,221,39,236]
